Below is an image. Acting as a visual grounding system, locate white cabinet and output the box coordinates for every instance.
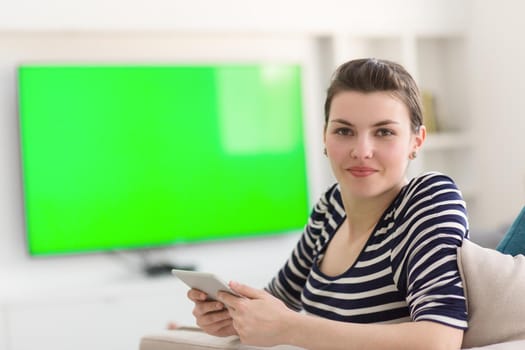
[316,33,475,206]
[3,278,196,350]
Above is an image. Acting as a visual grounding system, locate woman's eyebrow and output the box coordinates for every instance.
[373,119,400,127]
[330,118,353,126]
[330,119,400,127]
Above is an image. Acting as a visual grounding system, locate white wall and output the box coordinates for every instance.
[1,0,465,33]
[466,0,525,230]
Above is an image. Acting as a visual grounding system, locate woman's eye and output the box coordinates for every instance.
[376,128,394,137]
[335,128,353,136]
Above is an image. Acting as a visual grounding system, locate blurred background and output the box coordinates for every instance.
[0,0,524,349]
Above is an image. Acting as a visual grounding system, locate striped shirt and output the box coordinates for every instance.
[266,172,469,329]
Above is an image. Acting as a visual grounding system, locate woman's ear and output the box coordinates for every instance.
[413,125,427,152]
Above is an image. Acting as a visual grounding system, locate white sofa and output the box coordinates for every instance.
[139,327,525,350]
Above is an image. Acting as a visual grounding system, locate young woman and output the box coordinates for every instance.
[183,58,469,350]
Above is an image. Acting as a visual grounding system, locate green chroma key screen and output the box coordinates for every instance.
[18,64,309,256]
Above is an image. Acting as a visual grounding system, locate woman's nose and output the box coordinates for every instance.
[350,136,373,159]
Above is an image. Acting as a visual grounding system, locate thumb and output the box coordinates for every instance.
[229,281,265,299]
[166,322,178,330]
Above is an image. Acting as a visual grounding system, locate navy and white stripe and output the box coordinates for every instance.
[266,172,469,329]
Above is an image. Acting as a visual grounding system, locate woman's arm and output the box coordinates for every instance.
[220,282,463,350]
[265,184,338,309]
[288,313,463,350]
[284,314,463,350]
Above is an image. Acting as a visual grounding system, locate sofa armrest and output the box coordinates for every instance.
[139,327,305,350]
[465,340,525,349]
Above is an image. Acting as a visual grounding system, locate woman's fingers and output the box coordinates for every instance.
[187,288,208,302]
[196,310,233,329]
[229,281,266,299]
[192,300,226,317]
[166,321,178,330]
[186,287,238,338]
[215,323,238,337]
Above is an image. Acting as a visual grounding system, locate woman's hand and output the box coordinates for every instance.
[187,288,238,337]
[218,281,297,347]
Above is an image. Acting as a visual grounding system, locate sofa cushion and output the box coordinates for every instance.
[458,239,525,348]
[140,327,241,350]
[496,207,525,256]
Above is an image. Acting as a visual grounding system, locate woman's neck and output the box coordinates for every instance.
[340,180,406,239]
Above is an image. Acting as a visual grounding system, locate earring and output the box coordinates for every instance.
[323,148,327,156]
[410,151,417,160]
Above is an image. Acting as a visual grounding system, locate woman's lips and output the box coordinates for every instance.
[347,166,377,177]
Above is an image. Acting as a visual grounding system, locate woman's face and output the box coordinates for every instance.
[324,90,425,200]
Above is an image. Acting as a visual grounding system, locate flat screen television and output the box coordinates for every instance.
[18,64,309,257]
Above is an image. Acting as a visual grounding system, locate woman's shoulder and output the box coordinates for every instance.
[404,171,462,199]
[309,183,344,220]
[317,182,342,206]
[394,171,466,218]
[394,171,466,220]
[408,171,458,187]
[390,172,469,252]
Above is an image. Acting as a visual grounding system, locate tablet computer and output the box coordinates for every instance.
[171,269,240,301]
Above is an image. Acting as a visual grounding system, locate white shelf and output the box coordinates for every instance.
[423,132,472,151]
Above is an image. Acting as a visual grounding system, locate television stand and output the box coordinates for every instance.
[142,262,196,277]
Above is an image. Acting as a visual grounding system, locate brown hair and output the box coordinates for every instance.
[324,58,423,133]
